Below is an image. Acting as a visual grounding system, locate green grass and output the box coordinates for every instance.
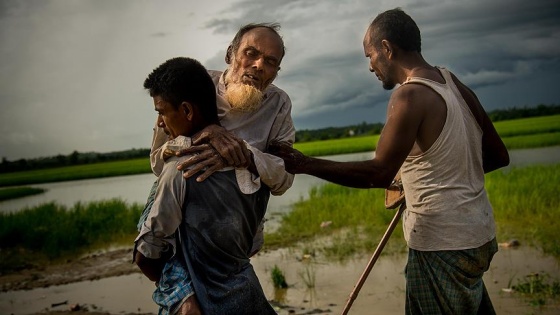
[501,132,560,150]
[265,163,560,261]
[292,115,560,156]
[486,164,560,257]
[265,184,406,260]
[0,158,151,187]
[0,186,46,201]
[0,163,558,276]
[0,199,142,272]
[511,273,560,307]
[294,135,380,156]
[493,115,560,137]
[271,265,288,289]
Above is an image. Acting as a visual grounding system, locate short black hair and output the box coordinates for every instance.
[368,8,421,52]
[226,22,285,64]
[143,57,218,125]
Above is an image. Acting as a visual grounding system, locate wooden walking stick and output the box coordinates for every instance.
[341,172,406,315]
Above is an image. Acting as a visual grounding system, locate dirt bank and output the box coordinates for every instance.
[0,248,137,293]
[1,246,559,315]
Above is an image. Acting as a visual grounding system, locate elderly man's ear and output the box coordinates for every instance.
[225,45,233,64]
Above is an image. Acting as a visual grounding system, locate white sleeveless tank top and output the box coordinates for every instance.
[400,67,495,251]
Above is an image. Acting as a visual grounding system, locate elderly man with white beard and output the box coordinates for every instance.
[136,23,295,315]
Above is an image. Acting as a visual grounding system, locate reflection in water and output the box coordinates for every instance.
[273,287,288,304]
[298,261,318,308]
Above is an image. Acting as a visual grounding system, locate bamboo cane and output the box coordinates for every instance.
[341,203,406,315]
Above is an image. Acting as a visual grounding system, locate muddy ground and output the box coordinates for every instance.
[0,248,147,314]
[0,248,137,293]
[0,248,318,315]
[2,246,559,315]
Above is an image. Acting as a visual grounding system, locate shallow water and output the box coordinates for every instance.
[1,245,558,315]
[2,146,558,215]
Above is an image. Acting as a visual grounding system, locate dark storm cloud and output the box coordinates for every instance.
[200,0,560,129]
[1,0,558,160]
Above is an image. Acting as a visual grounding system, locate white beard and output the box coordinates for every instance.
[224,66,264,112]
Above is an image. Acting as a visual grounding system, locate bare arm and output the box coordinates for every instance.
[451,73,510,173]
[270,86,422,188]
[134,251,167,282]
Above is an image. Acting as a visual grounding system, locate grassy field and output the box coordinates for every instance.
[0,187,46,201]
[0,163,558,274]
[0,199,142,272]
[493,115,560,137]
[0,115,559,189]
[265,163,560,261]
[0,158,151,187]
[295,114,560,156]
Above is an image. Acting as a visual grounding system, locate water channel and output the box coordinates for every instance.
[1,147,559,215]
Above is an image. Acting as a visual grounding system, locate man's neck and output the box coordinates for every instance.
[397,54,440,83]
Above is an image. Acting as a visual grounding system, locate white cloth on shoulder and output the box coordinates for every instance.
[158,135,260,194]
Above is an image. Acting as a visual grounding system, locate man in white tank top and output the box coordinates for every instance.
[270,8,510,315]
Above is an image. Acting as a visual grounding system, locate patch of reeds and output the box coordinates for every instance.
[0,186,46,201]
[511,272,560,307]
[486,164,560,258]
[298,262,317,289]
[271,265,288,289]
[0,198,142,272]
[265,163,560,261]
[265,184,406,260]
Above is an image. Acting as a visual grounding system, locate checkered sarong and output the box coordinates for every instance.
[138,180,194,315]
[405,239,498,315]
[153,255,194,315]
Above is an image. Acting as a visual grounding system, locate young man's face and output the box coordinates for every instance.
[153,96,191,139]
[228,27,283,92]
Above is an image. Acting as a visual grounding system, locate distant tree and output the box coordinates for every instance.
[487,104,560,122]
[69,151,79,165]
[56,154,66,166]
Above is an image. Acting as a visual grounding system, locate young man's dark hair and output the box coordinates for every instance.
[143,57,219,126]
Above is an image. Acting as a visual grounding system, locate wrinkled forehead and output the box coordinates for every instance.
[238,28,284,60]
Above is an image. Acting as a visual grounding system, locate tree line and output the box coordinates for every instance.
[1,104,558,173]
[295,103,559,143]
[0,148,150,174]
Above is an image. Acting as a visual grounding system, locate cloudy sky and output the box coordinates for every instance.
[1,0,559,160]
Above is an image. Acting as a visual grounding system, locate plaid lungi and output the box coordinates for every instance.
[405,239,498,315]
[153,255,194,315]
[137,180,194,315]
